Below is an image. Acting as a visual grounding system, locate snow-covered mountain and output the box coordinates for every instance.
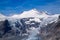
[0,9,60,40]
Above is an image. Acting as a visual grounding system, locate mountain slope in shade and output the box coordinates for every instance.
[40,15,60,40]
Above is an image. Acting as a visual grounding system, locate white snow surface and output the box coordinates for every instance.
[0,9,59,22]
[0,9,59,21]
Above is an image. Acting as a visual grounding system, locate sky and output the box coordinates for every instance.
[0,0,60,15]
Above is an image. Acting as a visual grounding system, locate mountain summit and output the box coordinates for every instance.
[9,9,49,19]
[0,9,59,21]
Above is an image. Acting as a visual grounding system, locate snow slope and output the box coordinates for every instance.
[7,9,49,19]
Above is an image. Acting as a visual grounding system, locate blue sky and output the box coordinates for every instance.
[0,0,60,15]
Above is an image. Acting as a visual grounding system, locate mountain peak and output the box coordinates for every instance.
[19,9,49,18]
[20,9,39,17]
[8,9,49,19]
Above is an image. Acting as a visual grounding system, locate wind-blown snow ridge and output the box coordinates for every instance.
[0,9,60,21]
[10,9,49,19]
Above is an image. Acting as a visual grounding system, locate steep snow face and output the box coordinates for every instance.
[40,14,59,27]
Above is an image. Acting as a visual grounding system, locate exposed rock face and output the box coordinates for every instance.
[40,16,60,40]
[0,19,12,38]
[0,17,40,38]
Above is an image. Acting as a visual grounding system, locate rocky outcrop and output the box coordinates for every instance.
[40,16,60,40]
[0,17,40,38]
[0,19,12,38]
